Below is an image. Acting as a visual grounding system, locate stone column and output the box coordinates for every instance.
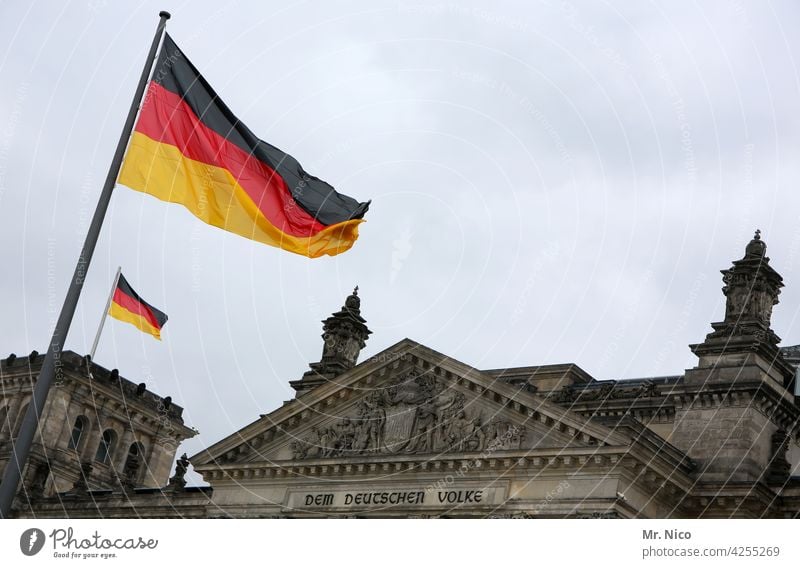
[140,434,159,487]
[114,428,135,474]
[53,390,76,450]
[82,416,105,463]
[80,396,109,463]
[37,388,67,448]
[143,433,178,488]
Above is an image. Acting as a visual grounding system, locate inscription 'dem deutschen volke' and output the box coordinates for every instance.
[303,489,486,508]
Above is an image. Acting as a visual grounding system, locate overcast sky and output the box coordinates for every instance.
[1,1,799,483]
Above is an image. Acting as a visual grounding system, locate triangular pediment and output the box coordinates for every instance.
[190,339,629,468]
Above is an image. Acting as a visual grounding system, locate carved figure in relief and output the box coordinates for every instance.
[483,420,524,450]
[436,392,467,450]
[304,427,323,458]
[447,410,483,452]
[726,287,748,318]
[406,391,456,453]
[290,441,307,460]
[356,394,386,452]
[319,427,333,457]
[336,418,356,453]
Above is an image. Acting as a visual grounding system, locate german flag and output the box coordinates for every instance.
[109,274,168,340]
[118,33,369,258]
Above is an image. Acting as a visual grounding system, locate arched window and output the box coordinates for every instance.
[94,429,117,463]
[67,416,87,450]
[0,405,8,433]
[122,442,145,483]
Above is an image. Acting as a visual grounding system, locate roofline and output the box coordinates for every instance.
[189,338,631,466]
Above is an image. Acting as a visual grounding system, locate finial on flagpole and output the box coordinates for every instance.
[159,11,171,19]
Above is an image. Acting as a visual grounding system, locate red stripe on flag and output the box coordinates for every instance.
[112,288,162,331]
[135,82,328,238]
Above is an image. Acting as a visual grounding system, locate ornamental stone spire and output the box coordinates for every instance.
[720,229,782,331]
[692,230,784,357]
[671,232,798,485]
[687,230,794,394]
[291,287,372,394]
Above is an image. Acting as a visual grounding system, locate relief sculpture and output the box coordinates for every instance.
[291,371,526,459]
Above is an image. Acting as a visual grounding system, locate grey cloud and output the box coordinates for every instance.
[1,1,799,484]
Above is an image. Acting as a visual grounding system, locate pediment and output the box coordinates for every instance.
[256,368,576,462]
[191,339,627,467]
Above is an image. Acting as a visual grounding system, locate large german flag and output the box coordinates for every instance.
[118,33,369,258]
[109,274,168,340]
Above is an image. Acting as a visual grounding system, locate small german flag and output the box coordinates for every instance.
[118,33,369,258]
[109,274,168,340]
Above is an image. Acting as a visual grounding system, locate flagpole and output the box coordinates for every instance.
[0,11,171,518]
[89,266,122,360]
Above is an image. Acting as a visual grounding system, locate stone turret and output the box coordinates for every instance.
[291,287,372,394]
[687,230,794,393]
[672,231,797,483]
[0,351,195,507]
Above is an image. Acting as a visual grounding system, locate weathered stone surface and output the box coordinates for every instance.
[0,351,196,513]
[10,234,800,518]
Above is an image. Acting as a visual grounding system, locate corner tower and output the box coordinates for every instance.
[672,231,797,484]
[687,230,794,394]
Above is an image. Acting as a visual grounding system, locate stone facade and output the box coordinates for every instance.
[1,350,196,515]
[9,232,800,518]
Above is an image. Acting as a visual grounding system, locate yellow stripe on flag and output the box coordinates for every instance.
[109,302,162,340]
[119,132,364,258]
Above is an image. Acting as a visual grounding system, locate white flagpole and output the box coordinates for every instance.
[90,266,122,360]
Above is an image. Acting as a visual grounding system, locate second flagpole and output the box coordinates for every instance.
[0,11,171,518]
[90,266,122,360]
